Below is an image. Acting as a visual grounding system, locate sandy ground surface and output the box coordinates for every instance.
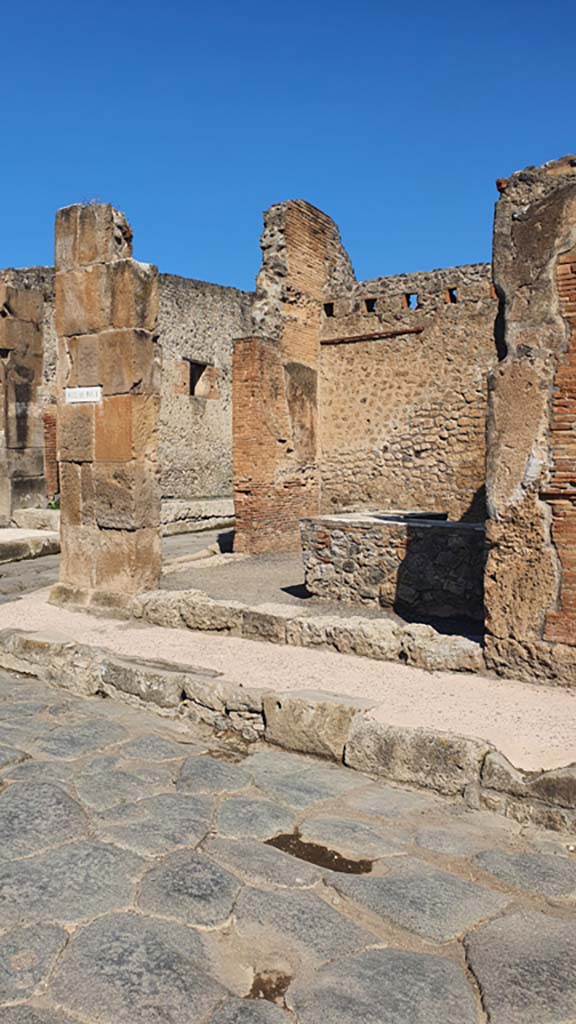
[0,586,575,772]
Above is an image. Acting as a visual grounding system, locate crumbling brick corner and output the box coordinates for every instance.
[232,200,355,553]
[485,156,576,683]
[0,280,45,524]
[52,203,161,606]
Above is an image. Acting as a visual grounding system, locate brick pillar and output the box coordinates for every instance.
[0,283,45,525]
[233,200,354,553]
[43,409,59,499]
[52,204,161,606]
[484,157,576,681]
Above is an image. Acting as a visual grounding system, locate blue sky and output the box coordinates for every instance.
[2,0,575,290]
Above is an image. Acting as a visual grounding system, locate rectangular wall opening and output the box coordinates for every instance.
[446,288,458,304]
[188,360,208,396]
[404,293,418,309]
[364,298,377,313]
[324,302,335,318]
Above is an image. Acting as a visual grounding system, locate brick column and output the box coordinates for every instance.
[52,204,161,606]
[0,283,45,524]
[232,200,354,553]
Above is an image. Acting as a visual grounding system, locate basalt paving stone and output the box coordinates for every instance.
[96,792,216,851]
[1,760,73,785]
[330,858,509,942]
[74,767,173,811]
[287,947,478,1024]
[342,783,443,821]
[34,718,128,759]
[414,825,497,857]
[475,849,576,899]
[118,733,196,760]
[234,887,377,964]
[49,912,226,1024]
[0,745,29,770]
[209,999,291,1023]
[177,755,253,795]
[253,768,364,811]
[114,760,178,786]
[0,1009,78,1024]
[217,798,296,841]
[299,816,408,859]
[203,837,322,889]
[0,840,143,926]
[245,750,322,781]
[138,849,241,926]
[0,726,38,749]
[465,910,576,1024]
[0,924,68,1001]
[0,782,88,857]
[0,702,47,723]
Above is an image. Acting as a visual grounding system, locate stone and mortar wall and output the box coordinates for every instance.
[53,203,161,602]
[301,515,485,621]
[485,157,576,685]
[233,201,355,554]
[157,274,253,503]
[0,282,46,523]
[319,264,498,521]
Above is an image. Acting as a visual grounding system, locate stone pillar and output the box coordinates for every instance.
[485,156,576,683]
[0,282,45,524]
[52,204,161,606]
[232,200,355,553]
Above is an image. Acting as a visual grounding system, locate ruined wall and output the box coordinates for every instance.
[319,264,498,521]
[485,156,576,685]
[233,200,355,553]
[158,274,253,502]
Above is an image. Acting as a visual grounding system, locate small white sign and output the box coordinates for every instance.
[65,386,102,405]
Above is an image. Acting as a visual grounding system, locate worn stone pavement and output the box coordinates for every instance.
[0,669,575,1023]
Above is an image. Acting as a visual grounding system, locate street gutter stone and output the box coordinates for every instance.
[0,840,143,925]
[138,849,241,926]
[50,912,226,1024]
[0,782,88,857]
[475,849,576,899]
[330,859,509,941]
[287,947,478,1024]
[464,910,576,1024]
[217,798,295,840]
[203,836,322,889]
[0,923,68,1001]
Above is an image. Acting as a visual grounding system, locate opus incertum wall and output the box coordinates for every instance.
[52,204,161,606]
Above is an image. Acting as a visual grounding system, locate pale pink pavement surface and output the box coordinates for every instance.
[1,588,575,773]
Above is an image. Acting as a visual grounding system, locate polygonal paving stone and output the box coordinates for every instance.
[414,825,492,857]
[217,798,295,840]
[34,717,128,758]
[465,910,576,1024]
[234,887,376,964]
[210,999,290,1023]
[177,755,252,795]
[299,816,407,859]
[97,792,215,846]
[245,750,317,780]
[0,782,88,857]
[0,702,46,724]
[0,840,143,925]
[0,923,68,1001]
[0,760,72,785]
[139,849,241,926]
[119,733,197,760]
[475,849,576,899]
[75,767,170,811]
[0,745,29,770]
[254,767,362,811]
[342,783,441,821]
[331,859,509,941]
[204,837,322,889]
[287,947,477,1024]
[49,912,226,1024]
[0,1009,77,1024]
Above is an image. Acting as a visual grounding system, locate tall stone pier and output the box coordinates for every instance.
[52,204,161,606]
[485,157,576,683]
[232,200,355,553]
[0,282,45,524]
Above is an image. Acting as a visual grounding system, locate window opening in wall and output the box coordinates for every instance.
[364,298,377,313]
[324,302,334,317]
[446,288,458,304]
[404,293,418,309]
[188,360,209,396]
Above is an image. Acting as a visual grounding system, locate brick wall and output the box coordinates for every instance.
[42,409,58,499]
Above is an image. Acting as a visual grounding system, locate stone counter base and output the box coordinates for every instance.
[0,627,574,833]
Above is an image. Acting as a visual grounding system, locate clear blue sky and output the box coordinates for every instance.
[2,0,575,290]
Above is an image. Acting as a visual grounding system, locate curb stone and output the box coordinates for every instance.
[0,628,573,833]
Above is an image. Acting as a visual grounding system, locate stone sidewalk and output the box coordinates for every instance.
[0,668,575,1024]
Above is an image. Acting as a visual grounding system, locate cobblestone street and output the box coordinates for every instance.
[0,669,575,1023]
